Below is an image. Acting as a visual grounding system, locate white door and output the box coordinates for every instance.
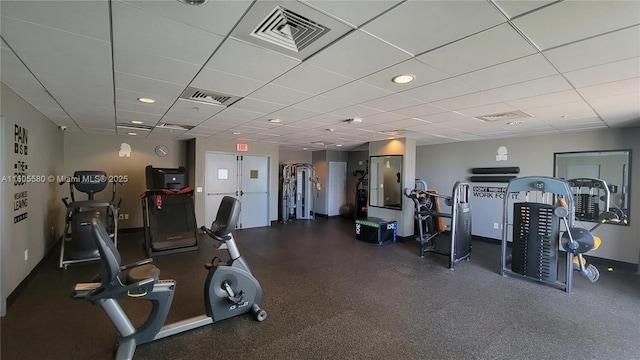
[327,162,347,216]
[205,152,238,227]
[239,155,269,229]
[205,152,270,229]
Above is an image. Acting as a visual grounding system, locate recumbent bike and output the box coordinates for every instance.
[73,196,266,360]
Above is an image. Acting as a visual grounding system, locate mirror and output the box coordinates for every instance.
[554,150,631,225]
[369,155,403,210]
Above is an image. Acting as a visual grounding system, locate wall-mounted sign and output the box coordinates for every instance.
[13,124,29,223]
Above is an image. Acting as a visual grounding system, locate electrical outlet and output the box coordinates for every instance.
[494,222,499,230]
[124,214,129,220]
[118,214,124,220]
[24,250,28,261]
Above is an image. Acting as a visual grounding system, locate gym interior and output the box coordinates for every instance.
[1,1,639,359]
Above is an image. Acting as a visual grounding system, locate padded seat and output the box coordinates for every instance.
[126,265,160,285]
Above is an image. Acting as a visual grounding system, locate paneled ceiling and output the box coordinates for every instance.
[1,0,639,150]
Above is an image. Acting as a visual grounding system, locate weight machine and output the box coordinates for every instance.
[353,164,369,219]
[500,177,609,293]
[280,163,321,223]
[404,181,472,269]
[567,177,628,224]
[59,171,122,269]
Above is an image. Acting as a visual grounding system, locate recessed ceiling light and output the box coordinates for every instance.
[131,120,144,124]
[127,132,137,136]
[268,118,282,123]
[232,132,241,135]
[506,121,523,126]
[177,0,207,5]
[302,147,308,150]
[392,74,415,84]
[137,97,156,104]
[336,144,342,147]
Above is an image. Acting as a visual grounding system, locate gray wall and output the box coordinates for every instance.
[1,84,65,316]
[416,127,640,265]
[279,149,312,165]
[63,133,187,229]
[311,150,348,216]
[368,138,416,237]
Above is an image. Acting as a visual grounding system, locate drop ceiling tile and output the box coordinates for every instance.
[360,111,406,124]
[522,101,596,119]
[417,24,537,76]
[359,58,449,91]
[322,80,394,105]
[114,71,186,98]
[482,75,573,101]
[259,106,320,122]
[205,38,300,83]
[432,92,502,111]
[588,92,640,125]
[506,90,584,110]
[361,93,423,112]
[512,1,640,50]
[543,26,640,73]
[401,78,478,103]
[563,57,640,89]
[191,68,266,97]
[232,97,286,115]
[392,103,447,118]
[492,1,556,19]
[415,111,473,124]
[115,88,178,110]
[271,63,354,95]
[362,0,505,55]
[215,107,264,121]
[1,0,110,41]
[116,109,163,123]
[248,83,313,106]
[112,2,223,66]
[292,96,353,113]
[295,114,349,127]
[577,78,640,100]
[114,46,201,85]
[115,101,168,116]
[384,118,432,129]
[329,105,384,119]
[301,0,401,28]
[306,30,411,79]
[456,54,559,91]
[122,0,252,36]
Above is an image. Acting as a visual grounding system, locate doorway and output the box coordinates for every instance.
[205,152,269,229]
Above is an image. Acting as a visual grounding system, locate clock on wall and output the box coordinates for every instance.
[155,145,169,157]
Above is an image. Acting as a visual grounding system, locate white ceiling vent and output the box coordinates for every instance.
[156,123,195,131]
[250,6,330,53]
[180,87,241,107]
[116,123,152,131]
[475,110,533,122]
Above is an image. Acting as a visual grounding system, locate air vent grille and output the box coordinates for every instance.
[157,123,194,131]
[251,6,330,53]
[475,110,532,122]
[180,87,242,107]
[116,123,152,131]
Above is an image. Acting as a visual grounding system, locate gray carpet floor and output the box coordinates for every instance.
[2,216,639,360]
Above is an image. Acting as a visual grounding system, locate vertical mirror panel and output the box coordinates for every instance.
[369,155,402,210]
[554,150,631,225]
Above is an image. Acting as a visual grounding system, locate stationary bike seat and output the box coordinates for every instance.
[126,264,160,285]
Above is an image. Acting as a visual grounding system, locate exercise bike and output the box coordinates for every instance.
[73,196,266,360]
